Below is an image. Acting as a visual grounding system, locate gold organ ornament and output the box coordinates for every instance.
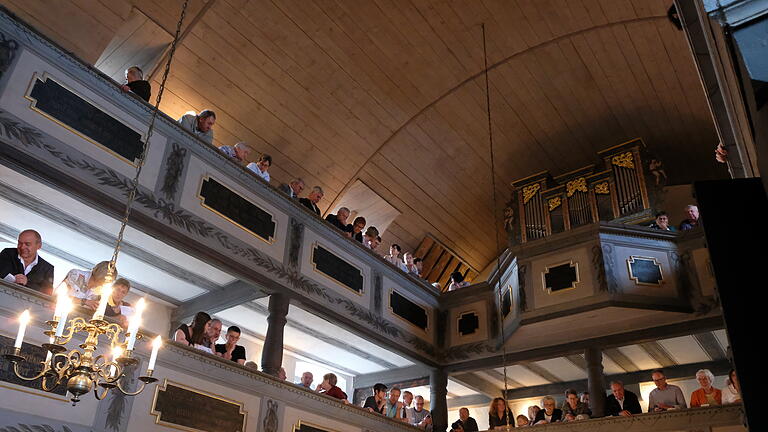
[611,152,635,169]
[522,184,541,204]
[566,178,588,197]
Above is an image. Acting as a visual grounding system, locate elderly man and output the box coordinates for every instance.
[218,142,252,165]
[120,66,151,102]
[325,207,350,231]
[297,371,313,389]
[606,380,642,416]
[458,407,478,431]
[279,178,305,199]
[178,109,216,144]
[0,229,54,294]
[299,186,323,215]
[247,154,272,182]
[648,369,686,411]
[411,395,433,430]
[679,205,699,230]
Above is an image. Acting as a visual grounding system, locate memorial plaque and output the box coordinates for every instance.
[543,262,579,293]
[312,244,363,294]
[151,380,247,432]
[0,334,67,396]
[390,290,428,330]
[293,421,336,432]
[627,256,663,286]
[199,176,276,243]
[27,75,143,164]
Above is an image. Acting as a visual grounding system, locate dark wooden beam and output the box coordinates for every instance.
[447,394,492,410]
[520,362,562,384]
[172,280,268,323]
[604,348,641,372]
[640,342,678,368]
[353,365,431,389]
[451,372,504,399]
[565,354,587,370]
[693,332,726,361]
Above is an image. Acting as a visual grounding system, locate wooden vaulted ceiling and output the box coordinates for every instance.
[6,0,726,271]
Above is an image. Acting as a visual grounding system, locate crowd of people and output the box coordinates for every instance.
[648,205,700,231]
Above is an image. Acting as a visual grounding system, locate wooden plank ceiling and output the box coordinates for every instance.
[4,0,726,271]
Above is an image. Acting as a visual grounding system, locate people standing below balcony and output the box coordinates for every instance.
[561,388,591,420]
[690,369,722,407]
[326,207,350,232]
[606,380,642,416]
[246,154,272,182]
[383,387,403,419]
[649,211,675,231]
[218,142,252,165]
[297,371,313,390]
[447,272,470,291]
[722,369,742,404]
[299,186,323,215]
[457,407,478,431]
[679,205,700,230]
[403,253,419,275]
[215,325,246,365]
[533,396,563,424]
[120,66,151,102]
[178,109,216,144]
[410,395,432,430]
[279,178,305,199]
[174,311,211,347]
[0,229,54,295]
[362,383,387,414]
[384,244,407,271]
[317,373,348,401]
[64,260,113,309]
[348,216,366,241]
[648,369,687,411]
[488,397,515,429]
[102,278,133,328]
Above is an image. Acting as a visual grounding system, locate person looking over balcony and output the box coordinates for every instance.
[515,415,529,426]
[297,371,313,389]
[384,244,407,271]
[120,66,151,102]
[326,207,350,231]
[373,236,382,251]
[198,318,222,354]
[317,373,347,401]
[247,153,272,182]
[174,311,211,348]
[411,395,432,430]
[488,397,515,429]
[648,369,686,411]
[527,405,540,423]
[606,380,642,416]
[363,383,387,414]
[102,278,133,328]
[218,142,252,165]
[649,211,675,231]
[457,407,478,431]
[447,272,469,291]
[64,260,114,309]
[414,257,424,278]
[215,325,246,365]
[179,109,215,144]
[404,252,419,275]
[562,388,591,420]
[690,369,722,407]
[348,216,366,240]
[679,205,700,230]
[401,390,414,422]
[0,229,54,295]
[533,396,562,424]
[279,178,305,199]
[723,369,741,404]
[362,227,379,249]
[299,186,323,215]
[384,387,403,419]
[278,367,287,380]
[450,421,464,432]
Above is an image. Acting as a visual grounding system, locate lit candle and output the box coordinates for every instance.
[147,336,162,372]
[14,310,30,349]
[92,284,113,321]
[52,285,68,321]
[110,346,123,378]
[54,296,71,337]
[125,298,145,351]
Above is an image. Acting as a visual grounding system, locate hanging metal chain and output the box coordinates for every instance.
[107,0,191,278]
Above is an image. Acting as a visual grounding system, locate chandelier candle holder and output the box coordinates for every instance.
[4,293,162,405]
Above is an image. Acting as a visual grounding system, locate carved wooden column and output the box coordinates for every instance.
[261,293,290,377]
[430,368,448,432]
[585,346,606,417]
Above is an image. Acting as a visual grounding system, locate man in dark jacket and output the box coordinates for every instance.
[0,229,54,294]
[606,381,642,416]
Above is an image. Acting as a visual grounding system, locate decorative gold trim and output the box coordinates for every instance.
[456,309,479,338]
[626,255,664,286]
[547,197,562,211]
[541,260,580,294]
[611,152,635,169]
[197,175,277,245]
[387,288,429,334]
[150,379,248,432]
[566,178,587,197]
[594,182,610,195]
[24,72,141,167]
[522,184,541,204]
[0,382,68,402]
[293,420,340,432]
[310,242,365,296]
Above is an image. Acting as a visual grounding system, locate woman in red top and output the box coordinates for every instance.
[690,369,722,407]
[317,373,348,402]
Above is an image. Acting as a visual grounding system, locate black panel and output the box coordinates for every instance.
[501,288,512,317]
[295,423,334,432]
[312,245,363,293]
[390,290,428,330]
[0,335,67,396]
[200,177,276,241]
[29,77,143,163]
[544,263,578,292]
[596,194,614,221]
[153,383,245,432]
[629,257,663,285]
[458,312,479,336]
[550,206,565,234]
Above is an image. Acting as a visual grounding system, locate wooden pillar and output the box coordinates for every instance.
[585,346,606,417]
[430,368,448,432]
[261,293,290,377]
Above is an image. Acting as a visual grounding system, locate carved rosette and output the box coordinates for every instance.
[566,177,587,197]
[611,152,635,169]
[594,182,610,195]
[522,184,540,204]
[548,197,562,211]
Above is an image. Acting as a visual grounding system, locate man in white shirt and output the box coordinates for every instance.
[247,154,272,182]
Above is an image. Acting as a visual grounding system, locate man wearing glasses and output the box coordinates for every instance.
[648,369,687,412]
